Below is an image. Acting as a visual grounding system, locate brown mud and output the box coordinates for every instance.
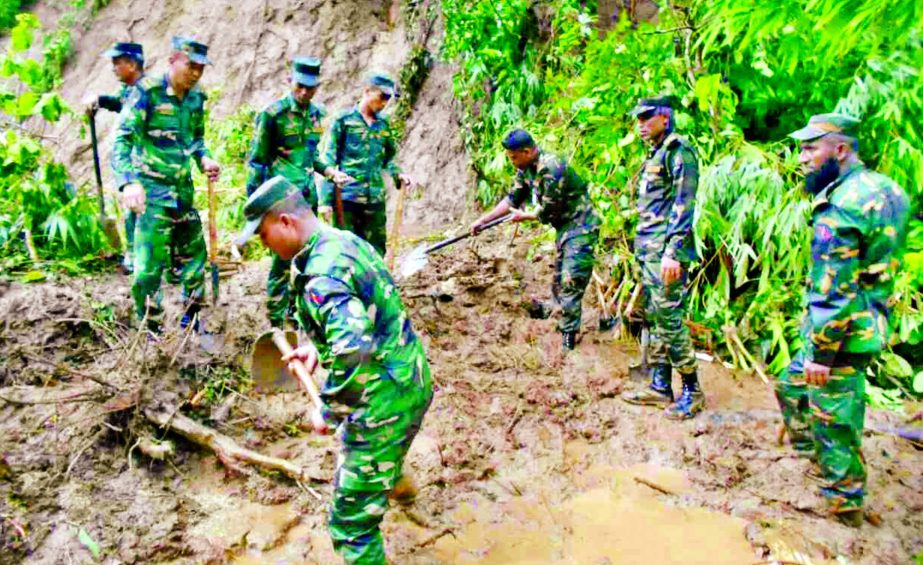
[1,224,921,564]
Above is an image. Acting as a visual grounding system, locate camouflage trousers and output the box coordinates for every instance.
[125,210,137,255]
[337,200,387,256]
[329,358,434,564]
[550,229,597,333]
[774,355,870,511]
[639,259,696,373]
[132,204,206,332]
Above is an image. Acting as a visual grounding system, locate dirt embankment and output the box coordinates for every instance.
[35,0,469,229]
[1,222,921,564]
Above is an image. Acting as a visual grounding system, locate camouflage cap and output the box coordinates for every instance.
[630,95,674,117]
[104,42,144,64]
[789,113,860,141]
[236,176,302,246]
[367,72,397,97]
[501,129,535,150]
[293,56,321,87]
[171,36,211,65]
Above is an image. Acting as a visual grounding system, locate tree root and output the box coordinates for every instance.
[0,383,107,405]
[143,403,327,484]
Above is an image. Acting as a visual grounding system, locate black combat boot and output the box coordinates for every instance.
[562,331,577,350]
[664,371,705,420]
[621,363,674,406]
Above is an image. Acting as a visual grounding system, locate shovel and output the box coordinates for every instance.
[88,109,122,251]
[207,177,220,303]
[250,330,323,409]
[385,180,407,272]
[398,214,512,279]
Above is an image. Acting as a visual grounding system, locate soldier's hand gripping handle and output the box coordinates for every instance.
[273,330,324,409]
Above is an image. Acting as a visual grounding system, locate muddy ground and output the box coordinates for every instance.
[0,224,921,565]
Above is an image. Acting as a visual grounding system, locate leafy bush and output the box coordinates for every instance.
[442,0,923,400]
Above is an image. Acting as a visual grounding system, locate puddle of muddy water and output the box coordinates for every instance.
[431,464,757,565]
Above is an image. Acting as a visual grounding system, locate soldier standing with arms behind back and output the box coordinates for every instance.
[470,129,600,351]
[620,96,705,420]
[319,72,414,256]
[778,113,910,527]
[237,176,433,564]
[112,36,220,334]
[245,56,352,328]
[85,41,145,273]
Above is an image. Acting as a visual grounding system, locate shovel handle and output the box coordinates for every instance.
[88,110,106,220]
[426,214,512,255]
[271,330,323,409]
[207,178,218,263]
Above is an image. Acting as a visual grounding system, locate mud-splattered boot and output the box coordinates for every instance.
[525,298,551,320]
[389,473,418,507]
[664,372,705,420]
[562,331,577,351]
[834,508,864,528]
[621,364,674,406]
[180,311,200,333]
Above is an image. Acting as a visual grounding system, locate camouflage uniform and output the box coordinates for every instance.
[111,68,212,331]
[291,225,432,564]
[246,92,331,327]
[237,176,433,564]
[634,131,699,373]
[321,105,401,255]
[98,41,145,271]
[778,113,910,514]
[507,150,599,335]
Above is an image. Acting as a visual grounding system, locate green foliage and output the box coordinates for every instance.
[192,94,265,259]
[1,14,109,276]
[443,0,923,400]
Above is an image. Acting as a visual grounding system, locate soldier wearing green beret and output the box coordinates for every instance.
[84,42,146,273]
[470,129,600,351]
[319,72,414,256]
[237,176,433,565]
[778,113,910,527]
[620,96,706,420]
[245,56,353,328]
[113,36,221,333]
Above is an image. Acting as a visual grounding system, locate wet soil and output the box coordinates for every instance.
[1,224,921,564]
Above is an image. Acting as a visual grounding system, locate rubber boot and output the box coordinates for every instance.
[621,364,673,406]
[389,473,418,507]
[562,331,577,351]
[664,372,705,420]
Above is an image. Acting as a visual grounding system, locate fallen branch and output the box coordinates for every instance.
[143,404,326,484]
[0,383,106,406]
[633,476,677,496]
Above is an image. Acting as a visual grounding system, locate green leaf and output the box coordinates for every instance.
[913,371,923,394]
[880,351,913,380]
[22,270,46,283]
[10,15,37,53]
[77,527,101,560]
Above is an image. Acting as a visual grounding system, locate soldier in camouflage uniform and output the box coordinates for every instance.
[86,42,145,273]
[112,37,221,333]
[779,113,910,527]
[470,129,599,351]
[319,73,413,255]
[237,176,433,564]
[245,56,352,328]
[620,96,705,420]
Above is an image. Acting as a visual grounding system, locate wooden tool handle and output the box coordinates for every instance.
[386,183,407,271]
[207,178,218,263]
[271,330,323,409]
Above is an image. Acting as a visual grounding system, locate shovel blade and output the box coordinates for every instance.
[250,330,300,392]
[397,245,430,279]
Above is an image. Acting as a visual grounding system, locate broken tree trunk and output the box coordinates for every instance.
[143,403,325,484]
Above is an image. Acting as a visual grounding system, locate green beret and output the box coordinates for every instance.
[367,72,396,97]
[789,113,860,141]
